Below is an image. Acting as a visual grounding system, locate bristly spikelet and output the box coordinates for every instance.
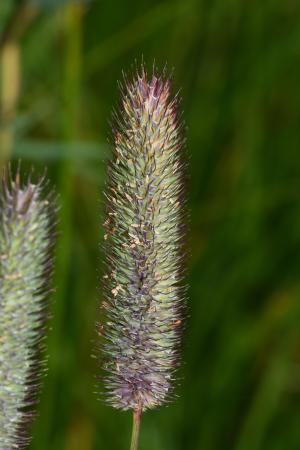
[101,66,187,412]
[0,169,56,449]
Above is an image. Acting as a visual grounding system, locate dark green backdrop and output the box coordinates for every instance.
[1,0,300,449]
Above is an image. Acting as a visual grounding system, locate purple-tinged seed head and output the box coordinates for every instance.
[100,65,187,412]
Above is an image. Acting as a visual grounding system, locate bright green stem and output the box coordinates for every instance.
[130,408,142,450]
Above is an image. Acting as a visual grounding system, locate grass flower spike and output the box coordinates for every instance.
[101,66,187,449]
[0,169,56,449]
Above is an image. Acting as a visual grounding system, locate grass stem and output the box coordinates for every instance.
[130,408,142,450]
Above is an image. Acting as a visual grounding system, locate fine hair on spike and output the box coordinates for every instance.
[99,63,187,416]
[0,166,57,449]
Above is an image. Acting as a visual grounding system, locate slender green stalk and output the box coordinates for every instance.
[130,408,142,450]
[35,4,83,447]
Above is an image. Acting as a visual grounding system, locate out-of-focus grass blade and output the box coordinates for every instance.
[30,0,90,9]
[85,0,193,74]
[12,139,108,161]
[10,104,55,135]
[235,347,292,450]
[0,1,14,35]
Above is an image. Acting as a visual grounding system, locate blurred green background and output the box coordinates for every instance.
[1,0,300,449]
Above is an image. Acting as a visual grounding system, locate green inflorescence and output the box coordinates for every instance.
[0,170,56,449]
[101,66,187,412]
